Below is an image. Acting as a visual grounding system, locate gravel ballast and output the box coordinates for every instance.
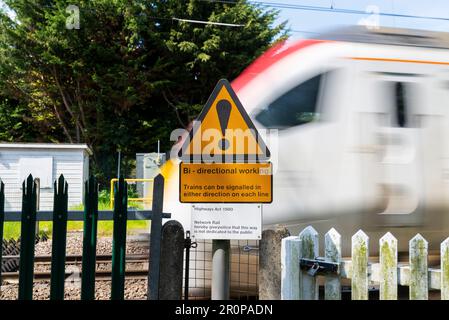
[1,231,149,300]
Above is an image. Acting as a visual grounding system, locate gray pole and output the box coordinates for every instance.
[157,140,161,165]
[117,150,121,178]
[35,178,40,236]
[211,239,230,300]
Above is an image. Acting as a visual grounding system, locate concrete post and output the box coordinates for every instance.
[259,228,290,300]
[159,220,185,300]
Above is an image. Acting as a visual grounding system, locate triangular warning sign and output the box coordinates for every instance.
[178,79,270,162]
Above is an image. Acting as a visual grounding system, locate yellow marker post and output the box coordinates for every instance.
[110,178,154,209]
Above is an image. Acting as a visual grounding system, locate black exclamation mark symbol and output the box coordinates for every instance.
[216,99,232,150]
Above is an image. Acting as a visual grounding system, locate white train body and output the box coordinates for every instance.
[165,27,449,254]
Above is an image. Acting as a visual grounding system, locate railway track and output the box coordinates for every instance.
[2,253,148,263]
[1,254,150,282]
[1,269,149,281]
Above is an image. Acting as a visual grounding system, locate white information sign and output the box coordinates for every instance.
[191,203,262,240]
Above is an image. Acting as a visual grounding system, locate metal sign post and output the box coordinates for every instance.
[211,240,230,300]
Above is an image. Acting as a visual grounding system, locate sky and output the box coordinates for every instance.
[2,0,449,39]
[0,1,15,20]
[256,0,449,39]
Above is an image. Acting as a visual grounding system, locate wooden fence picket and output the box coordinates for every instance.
[379,232,397,300]
[409,234,428,300]
[281,236,301,300]
[279,225,449,301]
[324,228,341,300]
[441,237,449,300]
[298,226,319,300]
[351,230,369,300]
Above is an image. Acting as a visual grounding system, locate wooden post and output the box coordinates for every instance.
[379,232,397,300]
[50,175,69,300]
[351,230,369,300]
[281,236,300,300]
[324,228,341,300]
[259,228,290,300]
[409,234,428,300]
[159,220,184,300]
[441,237,449,300]
[298,226,319,300]
[81,176,99,300]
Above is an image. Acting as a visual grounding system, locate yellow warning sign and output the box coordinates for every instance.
[178,79,270,162]
[178,78,272,204]
[180,162,272,203]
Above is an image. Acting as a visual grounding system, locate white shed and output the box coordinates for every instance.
[0,143,91,211]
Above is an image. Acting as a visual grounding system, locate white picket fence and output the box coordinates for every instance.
[281,226,449,300]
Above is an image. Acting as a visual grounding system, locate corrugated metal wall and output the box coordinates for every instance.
[0,148,87,211]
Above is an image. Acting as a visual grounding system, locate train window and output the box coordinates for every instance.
[395,82,407,127]
[255,74,322,129]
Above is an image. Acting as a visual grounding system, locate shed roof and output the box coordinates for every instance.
[0,142,92,155]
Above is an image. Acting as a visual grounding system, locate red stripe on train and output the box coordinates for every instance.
[231,39,327,92]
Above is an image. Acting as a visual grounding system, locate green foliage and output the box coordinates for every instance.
[0,97,45,141]
[3,222,21,240]
[3,198,147,239]
[98,189,110,208]
[0,0,287,183]
[3,220,149,239]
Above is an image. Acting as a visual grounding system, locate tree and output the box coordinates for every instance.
[0,96,45,141]
[0,0,287,183]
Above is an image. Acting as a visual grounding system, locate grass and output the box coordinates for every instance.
[2,200,150,239]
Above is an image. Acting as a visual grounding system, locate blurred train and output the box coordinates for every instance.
[162,27,449,255]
